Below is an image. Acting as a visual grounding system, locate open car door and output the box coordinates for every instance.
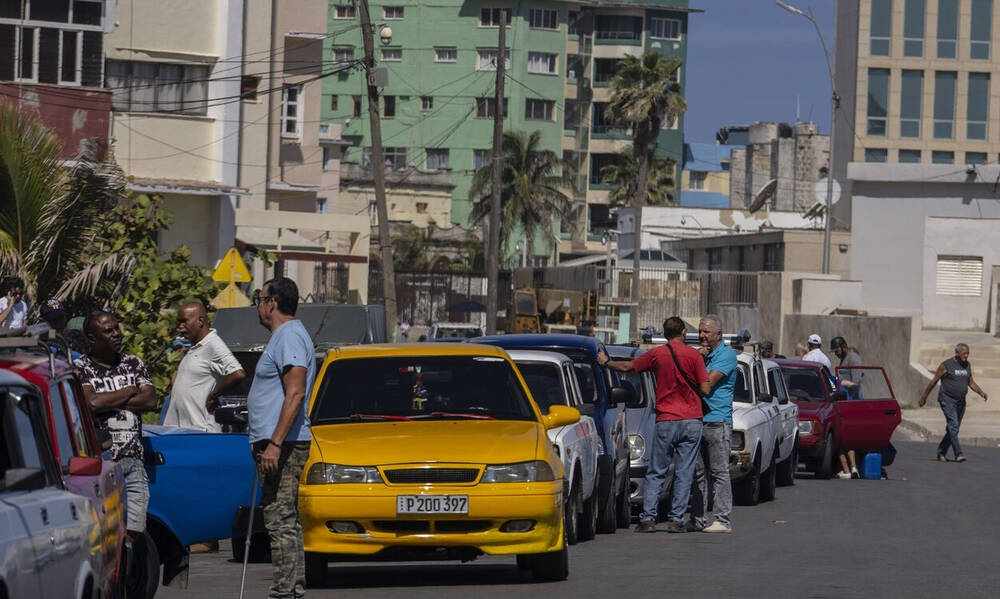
[833,366,901,451]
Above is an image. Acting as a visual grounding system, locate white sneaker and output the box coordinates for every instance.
[702,521,732,534]
[837,471,852,479]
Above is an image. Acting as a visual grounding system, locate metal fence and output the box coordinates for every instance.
[369,269,513,327]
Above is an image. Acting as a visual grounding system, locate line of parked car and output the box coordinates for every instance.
[0,312,902,598]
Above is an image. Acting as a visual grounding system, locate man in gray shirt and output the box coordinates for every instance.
[919,343,989,462]
[830,337,863,478]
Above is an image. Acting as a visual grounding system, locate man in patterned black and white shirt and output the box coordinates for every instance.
[77,311,157,544]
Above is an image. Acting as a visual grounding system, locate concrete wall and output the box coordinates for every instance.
[756,272,783,346]
[782,313,927,406]
[923,217,1000,330]
[793,279,863,314]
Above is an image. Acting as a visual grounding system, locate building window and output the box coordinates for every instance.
[707,248,723,270]
[477,48,509,71]
[867,68,889,136]
[479,7,511,27]
[936,0,958,58]
[763,244,782,271]
[870,0,892,56]
[650,17,681,40]
[595,15,642,42]
[426,148,450,170]
[280,84,302,138]
[865,148,888,162]
[474,149,491,170]
[967,73,990,140]
[527,52,557,75]
[383,95,395,118]
[383,6,404,19]
[333,4,355,19]
[352,95,362,117]
[936,256,983,296]
[434,47,457,62]
[330,94,338,111]
[475,97,508,118]
[333,46,354,63]
[106,60,209,115]
[568,11,580,34]
[932,150,954,164]
[966,151,987,164]
[590,153,618,186]
[525,98,555,121]
[241,75,260,101]
[528,8,557,30]
[900,69,922,137]
[381,47,402,62]
[899,149,921,163]
[592,102,627,136]
[420,96,433,111]
[566,54,582,80]
[689,171,707,189]
[365,146,408,170]
[971,0,992,59]
[933,71,956,139]
[593,58,618,86]
[903,0,925,57]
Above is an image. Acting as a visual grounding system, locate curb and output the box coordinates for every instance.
[898,418,1000,447]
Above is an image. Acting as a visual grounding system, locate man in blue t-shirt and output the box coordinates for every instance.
[690,314,738,534]
[247,277,315,599]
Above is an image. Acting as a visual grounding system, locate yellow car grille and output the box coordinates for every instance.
[383,468,479,484]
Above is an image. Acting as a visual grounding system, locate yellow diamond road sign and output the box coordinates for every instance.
[213,247,252,283]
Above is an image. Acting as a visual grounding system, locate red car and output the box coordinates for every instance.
[775,359,901,478]
[0,351,127,597]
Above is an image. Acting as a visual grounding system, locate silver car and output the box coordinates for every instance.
[1,369,102,599]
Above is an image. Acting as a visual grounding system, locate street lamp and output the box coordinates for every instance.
[379,25,393,45]
[679,214,704,237]
[775,0,837,275]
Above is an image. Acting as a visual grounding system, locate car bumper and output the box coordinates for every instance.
[300,482,563,556]
[629,465,647,504]
[797,434,823,458]
[728,451,753,480]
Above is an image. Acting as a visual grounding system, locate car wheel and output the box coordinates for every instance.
[304,552,328,588]
[125,530,159,599]
[734,453,760,506]
[528,522,570,582]
[760,450,777,502]
[777,438,798,487]
[596,456,616,534]
[579,486,598,542]
[815,433,834,480]
[565,480,581,546]
[615,471,631,528]
[516,555,532,570]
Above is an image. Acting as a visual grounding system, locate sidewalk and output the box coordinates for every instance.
[898,402,1000,448]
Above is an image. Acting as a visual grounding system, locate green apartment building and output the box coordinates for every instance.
[323,0,697,265]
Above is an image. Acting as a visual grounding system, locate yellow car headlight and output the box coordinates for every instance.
[305,463,383,485]
[481,460,555,483]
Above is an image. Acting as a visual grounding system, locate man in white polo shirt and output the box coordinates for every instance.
[802,333,832,369]
[163,301,246,432]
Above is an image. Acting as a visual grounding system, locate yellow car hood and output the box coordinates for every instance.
[310,420,543,466]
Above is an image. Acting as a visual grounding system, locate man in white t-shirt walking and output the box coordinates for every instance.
[0,278,27,328]
[802,333,832,369]
[163,301,246,432]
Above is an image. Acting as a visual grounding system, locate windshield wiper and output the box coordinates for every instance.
[346,413,414,421]
[419,411,497,420]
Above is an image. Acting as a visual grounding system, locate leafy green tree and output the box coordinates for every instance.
[469,130,575,264]
[607,52,686,301]
[601,147,676,207]
[389,225,431,271]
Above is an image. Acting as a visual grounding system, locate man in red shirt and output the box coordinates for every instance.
[600,316,710,533]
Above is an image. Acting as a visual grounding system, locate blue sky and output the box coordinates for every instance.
[684,0,837,143]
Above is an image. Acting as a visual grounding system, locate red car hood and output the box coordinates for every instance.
[792,399,825,420]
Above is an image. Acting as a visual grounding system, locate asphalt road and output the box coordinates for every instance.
[158,439,1000,599]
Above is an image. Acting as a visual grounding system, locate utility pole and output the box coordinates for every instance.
[485,13,505,334]
[358,0,398,336]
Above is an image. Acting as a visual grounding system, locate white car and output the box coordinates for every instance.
[763,358,800,487]
[427,322,484,341]
[730,352,784,505]
[508,350,601,545]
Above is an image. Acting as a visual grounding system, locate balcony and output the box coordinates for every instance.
[594,30,641,45]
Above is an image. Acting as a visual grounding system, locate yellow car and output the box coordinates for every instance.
[299,343,580,584]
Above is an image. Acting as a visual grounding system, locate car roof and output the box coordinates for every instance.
[506,349,574,366]
[0,367,30,386]
[605,344,644,360]
[470,334,600,353]
[762,358,780,370]
[774,358,823,371]
[0,353,72,383]
[432,322,482,328]
[325,343,509,360]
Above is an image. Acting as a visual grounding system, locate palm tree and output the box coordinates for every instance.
[469,130,575,265]
[0,102,127,301]
[601,147,676,207]
[607,52,686,305]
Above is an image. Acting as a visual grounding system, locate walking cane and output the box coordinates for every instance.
[239,457,261,599]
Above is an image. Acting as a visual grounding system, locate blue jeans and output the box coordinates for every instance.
[937,397,966,459]
[119,457,149,533]
[691,422,733,528]
[640,419,703,523]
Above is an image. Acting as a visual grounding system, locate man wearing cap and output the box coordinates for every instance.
[831,337,863,398]
[40,298,87,358]
[759,341,785,360]
[802,334,832,369]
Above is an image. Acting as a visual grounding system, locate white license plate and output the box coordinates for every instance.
[396,495,469,514]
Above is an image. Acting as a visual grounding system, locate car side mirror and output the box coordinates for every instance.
[97,428,113,452]
[69,456,103,477]
[777,394,789,405]
[543,405,581,429]
[610,384,635,408]
[758,393,774,403]
[831,390,848,402]
[3,468,47,492]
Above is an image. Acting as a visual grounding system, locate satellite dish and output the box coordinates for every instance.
[748,178,778,213]
[814,177,842,205]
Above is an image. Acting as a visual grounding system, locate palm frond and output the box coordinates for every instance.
[55,252,137,304]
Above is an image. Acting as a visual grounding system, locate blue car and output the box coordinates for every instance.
[469,334,639,533]
[604,345,657,515]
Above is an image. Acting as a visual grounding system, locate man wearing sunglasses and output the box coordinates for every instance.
[247,277,315,599]
[0,277,27,329]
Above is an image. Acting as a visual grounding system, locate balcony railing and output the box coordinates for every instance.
[595,30,641,41]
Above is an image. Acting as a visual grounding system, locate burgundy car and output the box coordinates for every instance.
[774,359,901,478]
[0,351,127,597]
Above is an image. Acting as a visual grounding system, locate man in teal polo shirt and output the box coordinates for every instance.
[690,314,738,533]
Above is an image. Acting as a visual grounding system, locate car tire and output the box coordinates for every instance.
[776,438,798,487]
[596,456,616,534]
[565,479,580,546]
[760,450,777,502]
[516,555,532,570]
[304,552,327,588]
[815,433,834,480]
[734,452,760,506]
[125,530,159,599]
[615,471,631,528]
[528,522,570,583]
[579,486,598,542]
